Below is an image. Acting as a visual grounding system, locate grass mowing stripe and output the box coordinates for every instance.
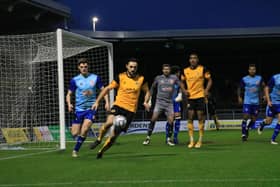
[1,178,280,186]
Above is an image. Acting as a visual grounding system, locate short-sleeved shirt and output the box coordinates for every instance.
[152,74,180,104]
[69,73,103,112]
[181,65,211,99]
[268,74,280,104]
[240,75,263,105]
[108,72,148,113]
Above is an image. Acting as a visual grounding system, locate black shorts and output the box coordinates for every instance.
[187,98,205,111]
[109,105,135,131]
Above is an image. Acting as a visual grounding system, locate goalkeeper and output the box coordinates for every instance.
[89,58,150,159]
[165,65,182,144]
[142,64,181,146]
[66,58,110,158]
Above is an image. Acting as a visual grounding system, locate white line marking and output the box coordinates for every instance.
[0,149,57,161]
[1,178,280,186]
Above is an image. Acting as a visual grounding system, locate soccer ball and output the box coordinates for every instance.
[113,115,127,129]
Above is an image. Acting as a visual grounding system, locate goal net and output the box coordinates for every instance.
[0,29,113,150]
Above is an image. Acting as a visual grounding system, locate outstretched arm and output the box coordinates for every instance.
[100,86,110,111]
[92,86,112,111]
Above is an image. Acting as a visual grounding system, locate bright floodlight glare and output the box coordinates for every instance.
[92,17,98,22]
[92,17,99,32]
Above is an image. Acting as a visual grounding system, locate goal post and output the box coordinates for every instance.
[56,29,65,150]
[56,29,114,150]
[0,29,114,150]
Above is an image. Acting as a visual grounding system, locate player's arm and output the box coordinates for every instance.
[66,90,73,112]
[96,76,110,111]
[100,86,110,111]
[92,75,119,110]
[142,80,151,112]
[204,67,212,97]
[265,77,274,107]
[174,77,183,102]
[237,79,245,104]
[260,78,266,103]
[92,85,114,111]
[149,76,158,98]
[180,74,189,97]
[264,86,272,107]
[66,79,76,112]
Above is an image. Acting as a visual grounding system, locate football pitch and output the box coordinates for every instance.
[0,130,279,187]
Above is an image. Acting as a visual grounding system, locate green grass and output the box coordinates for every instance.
[0,130,280,187]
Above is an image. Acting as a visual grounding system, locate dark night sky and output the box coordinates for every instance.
[59,0,280,31]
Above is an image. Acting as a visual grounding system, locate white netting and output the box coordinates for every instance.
[0,30,112,149]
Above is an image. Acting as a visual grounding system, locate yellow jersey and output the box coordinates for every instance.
[109,72,148,113]
[181,65,211,99]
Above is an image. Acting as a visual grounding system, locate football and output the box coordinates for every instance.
[113,115,127,128]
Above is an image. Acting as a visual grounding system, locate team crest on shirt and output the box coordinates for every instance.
[79,82,83,86]
[160,80,165,83]
[90,80,95,86]
[169,79,175,84]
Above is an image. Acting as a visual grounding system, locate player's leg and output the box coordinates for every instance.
[170,101,181,144]
[193,98,206,148]
[97,112,134,158]
[246,105,259,139]
[71,124,81,140]
[195,110,205,148]
[70,124,81,157]
[187,109,195,148]
[173,112,181,144]
[71,111,82,140]
[258,105,274,135]
[72,110,96,157]
[241,104,250,141]
[90,106,121,150]
[73,119,92,155]
[212,114,220,130]
[165,105,175,146]
[165,102,177,141]
[143,103,161,145]
[208,103,220,130]
[246,114,256,139]
[143,112,160,145]
[71,111,84,157]
[89,114,114,150]
[96,125,119,159]
[271,105,280,144]
[247,105,259,132]
[186,99,196,148]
